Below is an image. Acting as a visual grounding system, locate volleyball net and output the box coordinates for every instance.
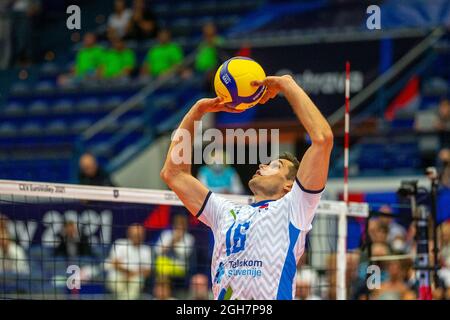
[0,179,369,300]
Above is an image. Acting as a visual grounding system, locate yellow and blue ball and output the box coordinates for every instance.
[214,56,266,110]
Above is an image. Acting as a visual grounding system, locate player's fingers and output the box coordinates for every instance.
[216,104,244,113]
[200,96,223,106]
[259,95,270,104]
[252,78,276,87]
[209,96,223,105]
[251,80,263,87]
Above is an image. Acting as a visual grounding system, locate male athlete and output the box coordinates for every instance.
[160,75,333,300]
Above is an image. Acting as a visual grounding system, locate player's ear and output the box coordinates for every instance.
[283,181,294,194]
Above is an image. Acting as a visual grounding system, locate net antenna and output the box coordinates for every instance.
[336,61,351,300]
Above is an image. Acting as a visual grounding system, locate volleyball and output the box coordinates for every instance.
[214,56,267,110]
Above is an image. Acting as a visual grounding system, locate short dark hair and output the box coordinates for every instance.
[279,152,300,180]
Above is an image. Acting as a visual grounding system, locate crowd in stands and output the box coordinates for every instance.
[0,209,203,299]
[293,204,450,300]
[57,0,224,92]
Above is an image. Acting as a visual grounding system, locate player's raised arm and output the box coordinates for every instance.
[160,98,242,216]
[253,75,333,191]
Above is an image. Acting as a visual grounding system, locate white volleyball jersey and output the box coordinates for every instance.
[196,178,323,300]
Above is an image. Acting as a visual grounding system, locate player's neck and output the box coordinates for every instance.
[253,193,282,203]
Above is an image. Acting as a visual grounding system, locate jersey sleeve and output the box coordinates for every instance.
[195,192,234,232]
[283,178,324,231]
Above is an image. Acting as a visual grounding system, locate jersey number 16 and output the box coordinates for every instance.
[225,221,250,256]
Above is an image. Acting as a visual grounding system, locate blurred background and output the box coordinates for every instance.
[0,0,449,300]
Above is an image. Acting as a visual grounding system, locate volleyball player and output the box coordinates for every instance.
[160,75,333,299]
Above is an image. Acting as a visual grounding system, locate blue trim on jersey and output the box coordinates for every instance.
[225,221,235,256]
[250,199,275,207]
[196,191,212,218]
[276,222,300,300]
[218,288,226,300]
[295,177,325,194]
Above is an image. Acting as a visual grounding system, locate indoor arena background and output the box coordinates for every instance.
[0,0,449,300]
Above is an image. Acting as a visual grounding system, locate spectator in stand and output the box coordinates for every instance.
[197,150,244,195]
[295,268,321,300]
[0,213,8,234]
[438,148,450,188]
[194,22,224,91]
[377,205,407,252]
[78,152,115,187]
[107,0,132,39]
[188,273,212,300]
[367,217,389,245]
[0,214,29,275]
[105,224,152,300]
[54,218,93,258]
[435,98,450,148]
[152,277,175,300]
[10,0,41,66]
[0,1,13,69]
[58,33,104,86]
[74,33,104,79]
[154,214,194,283]
[141,29,183,78]
[370,259,415,300]
[100,36,136,80]
[324,252,360,300]
[195,22,224,74]
[441,222,450,266]
[438,222,450,290]
[126,0,157,41]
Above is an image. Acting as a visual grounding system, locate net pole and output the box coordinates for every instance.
[337,62,351,300]
[344,61,350,205]
[336,204,348,300]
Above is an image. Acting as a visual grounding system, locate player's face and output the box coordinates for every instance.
[248,159,294,197]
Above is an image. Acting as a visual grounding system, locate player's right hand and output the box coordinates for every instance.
[251,75,294,104]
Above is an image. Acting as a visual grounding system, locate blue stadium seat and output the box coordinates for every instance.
[171,17,193,28]
[52,99,74,114]
[0,122,18,137]
[76,98,101,113]
[3,102,26,117]
[46,120,68,134]
[20,122,43,136]
[40,62,61,76]
[71,119,93,133]
[10,81,30,96]
[28,101,49,116]
[35,81,56,94]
